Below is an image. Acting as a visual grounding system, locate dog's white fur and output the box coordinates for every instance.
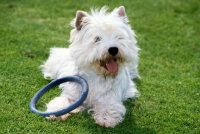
[40,6,140,128]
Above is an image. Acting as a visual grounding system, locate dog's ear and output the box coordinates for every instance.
[118,6,126,17]
[113,6,127,23]
[75,11,88,30]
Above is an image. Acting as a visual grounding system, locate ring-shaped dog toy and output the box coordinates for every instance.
[29,75,88,117]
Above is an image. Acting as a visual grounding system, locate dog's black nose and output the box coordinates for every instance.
[108,47,118,56]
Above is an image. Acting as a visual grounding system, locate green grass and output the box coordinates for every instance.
[0,0,199,133]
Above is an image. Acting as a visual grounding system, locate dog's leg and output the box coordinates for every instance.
[125,80,139,100]
[46,82,83,121]
[46,96,84,121]
[46,96,71,121]
[91,101,126,128]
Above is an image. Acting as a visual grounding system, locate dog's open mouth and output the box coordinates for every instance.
[100,59,118,73]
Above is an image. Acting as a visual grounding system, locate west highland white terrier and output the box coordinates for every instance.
[41,6,140,128]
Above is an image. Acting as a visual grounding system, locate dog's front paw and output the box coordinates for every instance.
[46,114,70,121]
[46,96,71,121]
[92,104,126,128]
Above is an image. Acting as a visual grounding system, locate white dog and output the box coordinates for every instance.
[40,6,140,128]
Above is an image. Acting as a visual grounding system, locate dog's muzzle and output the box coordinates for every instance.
[99,47,119,73]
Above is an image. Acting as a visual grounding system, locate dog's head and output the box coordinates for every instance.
[69,6,139,77]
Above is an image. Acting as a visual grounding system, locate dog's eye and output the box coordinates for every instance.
[95,37,101,43]
[117,36,124,40]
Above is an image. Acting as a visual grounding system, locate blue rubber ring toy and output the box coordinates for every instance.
[29,75,88,117]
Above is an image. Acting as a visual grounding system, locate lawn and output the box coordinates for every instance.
[0,0,199,133]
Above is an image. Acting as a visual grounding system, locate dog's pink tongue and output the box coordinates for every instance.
[106,60,118,73]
